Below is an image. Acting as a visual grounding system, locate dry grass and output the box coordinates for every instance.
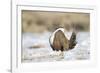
[22,10,90,33]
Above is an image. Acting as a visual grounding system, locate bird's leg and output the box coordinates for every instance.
[55,51,60,56]
[50,51,64,58]
[56,51,64,60]
[55,51,63,56]
[59,51,64,56]
[50,51,60,56]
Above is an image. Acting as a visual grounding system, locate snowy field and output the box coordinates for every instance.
[22,32,90,62]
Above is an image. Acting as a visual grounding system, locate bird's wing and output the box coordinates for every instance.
[69,32,77,49]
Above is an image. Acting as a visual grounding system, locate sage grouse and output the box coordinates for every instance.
[49,28,77,56]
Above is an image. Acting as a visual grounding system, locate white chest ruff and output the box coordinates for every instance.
[50,28,72,44]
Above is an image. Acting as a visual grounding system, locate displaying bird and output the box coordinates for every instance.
[49,28,77,56]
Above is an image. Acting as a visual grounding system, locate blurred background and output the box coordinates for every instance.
[21,10,90,62]
[22,10,90,33]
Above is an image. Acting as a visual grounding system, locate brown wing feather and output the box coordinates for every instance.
[69,32,77,49]
[52,30,69,51]
[53,30,62,51]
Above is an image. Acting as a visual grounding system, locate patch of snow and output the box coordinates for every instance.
[22,32,90,62]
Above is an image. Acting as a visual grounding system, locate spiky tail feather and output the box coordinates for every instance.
[69,32,77,49]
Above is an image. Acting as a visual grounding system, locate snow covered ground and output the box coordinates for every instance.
[22,32,90,62]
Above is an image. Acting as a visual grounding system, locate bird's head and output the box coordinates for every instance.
[55,28,65,33]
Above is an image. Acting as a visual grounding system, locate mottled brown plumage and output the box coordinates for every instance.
[49,28,77,52]
[69,32,77,49]
[52,30,69,51]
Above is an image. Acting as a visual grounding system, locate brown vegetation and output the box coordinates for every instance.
[22,10,90,33]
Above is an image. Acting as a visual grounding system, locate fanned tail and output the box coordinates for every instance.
[69,31,77,49]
